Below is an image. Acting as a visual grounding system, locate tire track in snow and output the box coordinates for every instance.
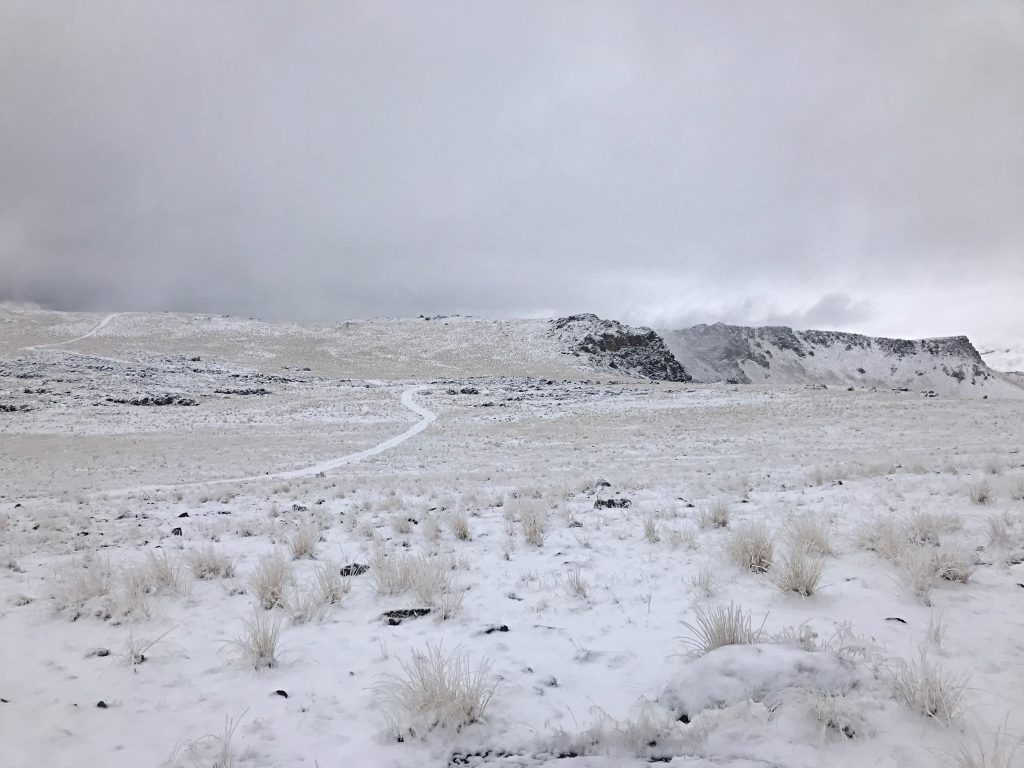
[105,385,437,496]
[20,312,438,494]
[24,312,128,350]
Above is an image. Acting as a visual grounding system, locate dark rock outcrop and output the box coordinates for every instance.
[551,314,691,382]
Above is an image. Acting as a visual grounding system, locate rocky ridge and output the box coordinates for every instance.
[549,314,692,382]
[659,322,1023,397]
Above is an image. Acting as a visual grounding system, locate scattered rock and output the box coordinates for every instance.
[340,563,369,577]
[383,608,431,625]
[96,701,108,709]
[171,527,182,536]
[274,689,288,698]
[484,625,509,634]
[105,395,198,407]
[86,648,111,658]
[594,498,631,509]
[177,512,190,518]
[885,617,907,624]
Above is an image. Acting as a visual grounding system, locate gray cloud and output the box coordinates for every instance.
[1,1,1021,342]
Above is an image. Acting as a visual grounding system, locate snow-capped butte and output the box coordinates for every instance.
[659,322,1023,398]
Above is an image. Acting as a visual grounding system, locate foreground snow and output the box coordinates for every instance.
[2,311,1024,767]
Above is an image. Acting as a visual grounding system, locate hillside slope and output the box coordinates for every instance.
[659,323,1024,398]
[1,307,688,382]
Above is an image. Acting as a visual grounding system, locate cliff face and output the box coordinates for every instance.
[659,322,1022,398]
[550,314,692,382]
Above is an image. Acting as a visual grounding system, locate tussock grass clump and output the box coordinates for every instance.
[680,602,764,655]
[520,504,548,547]
[448,511,471,541]
[642,516,660,544]
[698,499,730,529]
[970,480,994,505]
[931,544,976,584]
[371,552,455,606]
[887,649,967,721]
[249,553,293,610]
[314,561,350,605]
[906,510,959,545]
[688,564,717,598]
[773,549,825,596]
[784,514,833,556]
[565,565,588,598]
[376,644,496,739]
[1009,474,1024,502]
[727,521,774,573]
[142,551,185,594]
[188,545,236,580]
[234,613,283,669]
[856,516,907,561]
[287,524,321,560]
[50,554,114,618]
[286,582,328,624]
[948,724,1023,768]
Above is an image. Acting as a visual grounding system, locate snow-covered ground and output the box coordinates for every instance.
[980,340,1024,374]
[2,309,1024,768]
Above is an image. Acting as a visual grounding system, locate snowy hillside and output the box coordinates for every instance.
[660,323,1024,398]
[0,307,691,383]
[4,306,1024,768]
[979,340,1024,374]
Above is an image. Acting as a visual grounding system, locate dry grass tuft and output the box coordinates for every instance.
[727,521,775,573]
[887,648,967,721]
[376,644,496,739]
[680,602,764,655]
[773,549,826,596]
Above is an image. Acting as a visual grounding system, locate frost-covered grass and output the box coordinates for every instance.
[3,323,1024,767]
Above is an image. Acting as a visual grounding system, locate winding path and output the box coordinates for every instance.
[21,311,438,494]
[24,312,128,350]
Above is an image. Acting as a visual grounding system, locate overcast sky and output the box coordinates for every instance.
[1,1,1021,341]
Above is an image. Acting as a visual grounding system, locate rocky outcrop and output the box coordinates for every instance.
[550,314,691,382]
[659,323,1022,398]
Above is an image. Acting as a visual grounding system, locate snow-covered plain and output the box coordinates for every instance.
[2,309,1024,768]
